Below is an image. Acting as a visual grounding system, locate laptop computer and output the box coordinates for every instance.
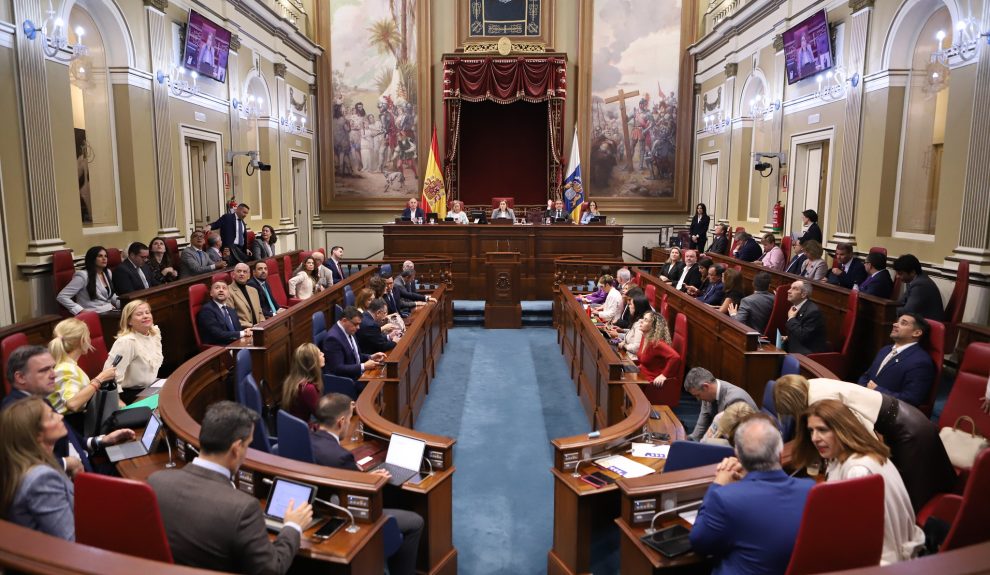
[105,413,163,463]
[263,477,320,532]
[373,432,426,486]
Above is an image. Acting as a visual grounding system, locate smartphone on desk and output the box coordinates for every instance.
[580,474,608,488]
[312,517,347,541]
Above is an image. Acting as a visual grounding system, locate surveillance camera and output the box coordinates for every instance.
[754,162,772,172]
[255,161,272,172]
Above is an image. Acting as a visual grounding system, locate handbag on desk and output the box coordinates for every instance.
[939,416,988,468]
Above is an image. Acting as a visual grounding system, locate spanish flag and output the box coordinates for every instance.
[420,126,447,219]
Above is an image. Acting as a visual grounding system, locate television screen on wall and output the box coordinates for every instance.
[783,10,834,85]
[182,10,231,83]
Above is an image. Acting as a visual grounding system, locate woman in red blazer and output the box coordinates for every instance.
[636,312,680,386]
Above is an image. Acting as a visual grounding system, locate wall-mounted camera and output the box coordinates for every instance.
[225,150,271,175]
[752,152,787,178]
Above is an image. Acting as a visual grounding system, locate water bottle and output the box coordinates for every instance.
[351,420,365,442]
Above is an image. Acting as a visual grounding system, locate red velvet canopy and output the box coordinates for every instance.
[442,55,567,205]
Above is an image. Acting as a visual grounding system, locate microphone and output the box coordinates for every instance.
[421,454,434,477]
[111,354,124,367]
[644,499,703,535]
[163,432,177,468]
[261,478,360,534]
[570,430,663,478]
[186,443,200,456]
[102,354,124,391]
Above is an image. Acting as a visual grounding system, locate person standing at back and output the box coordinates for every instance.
[689,203,710,252]
[208,203,252,264]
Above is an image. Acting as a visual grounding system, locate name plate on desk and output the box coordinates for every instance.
[236,469,256,496]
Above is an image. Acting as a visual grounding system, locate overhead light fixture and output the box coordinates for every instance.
[22,2,87,62]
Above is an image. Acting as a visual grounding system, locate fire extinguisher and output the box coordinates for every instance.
[771,201,784,232]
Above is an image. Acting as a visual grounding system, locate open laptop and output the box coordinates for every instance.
[264,477,320,532]
[373,432,426,486]
[105,413,162,463]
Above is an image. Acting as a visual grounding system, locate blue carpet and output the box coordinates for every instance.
[414,327,589,574]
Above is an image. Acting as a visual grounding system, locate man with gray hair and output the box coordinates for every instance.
[782,279,827,354]
[690,415,815,574]
[733,230,762,262]
[684,367,756,442]
[615,267,633,292]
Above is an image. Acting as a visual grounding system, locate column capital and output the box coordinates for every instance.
[144,0,168,10]
[230,34,241,52]
[274,63,287,78]
[848,0,874,12]
[773,34,784,51]
[693,83,701,96]
[309,83,318,95]
[724,63,738,78]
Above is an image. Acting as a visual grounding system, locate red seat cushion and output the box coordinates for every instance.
[76,311,109,380]
[1,333,30,395]
[75,472,173,563]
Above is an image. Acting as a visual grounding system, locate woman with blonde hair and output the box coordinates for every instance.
[794,399,924,564]
[0,397,75,540]
[354,288,375,312]
[800,240,827,281]
[48,319,118,421]
[771,374,954,512]
[657,247,684,282]
[701,401,756,446]
[105,300,163,404]
[282,343,325,422]
[635,312,678,387]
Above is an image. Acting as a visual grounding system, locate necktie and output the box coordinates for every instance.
[197,250,205,267]
[260,283,276,314]
[137,265,149,289]
[676,266,690,290]
[877,348,899,374]
[348,333,360,360]
[221,305,234,331]
[236,219,243,246]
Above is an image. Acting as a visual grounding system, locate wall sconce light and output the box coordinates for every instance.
[703,110,730,134]
[156,66,199,98]
[279,113,307,133]
[932,19,990,64]
[749,95,781,120]
[815,66,859,102]
[232,95,264,118]
[22,2,87,61]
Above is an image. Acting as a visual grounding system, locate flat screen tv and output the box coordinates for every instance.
[182,10,231,83]
[783,9,833,85]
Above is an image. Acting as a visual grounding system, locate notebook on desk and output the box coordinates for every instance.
[263,477,320,532]
[371,433,426,486]
[105,413,162,462]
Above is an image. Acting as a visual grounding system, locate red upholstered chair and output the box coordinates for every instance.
[75,472,173,563]
[659,293,670,325]
[891,272,904,302]
[943,260,969,353]
[264,258,290,308]
[246,230,256,253]
[491,197,514,209]
[52,250,76,316]
[76,311,109,380]
[938,342,990,436]
[662,313,689,409]
[785,475,884,575]
[282,255,294,285]
[317,247,326,256]
[189,283,213,351]
[163,238,181,269]
[729,226,746,255]
[918,319,946,418]
[644,284,657,309]
[868,246,887,258]
[763,284,790,339]
[807,290,859,380]
[1,333,29,396]
[299,250,314,263]
[106,247,122,271]
[916,449,990,552]
[781,235,792,263]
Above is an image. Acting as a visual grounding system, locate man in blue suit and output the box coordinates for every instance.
[733,231,762,262]
[322,306,386,383]
[857,313,935,407]
[197,280,250,346]
[859,252,894,299]
[323,246,345,284]
[356,298,398,354]
[208,203,252,264]
[690,415,814,575]
[400,197,425,221]
[825,242,868,289]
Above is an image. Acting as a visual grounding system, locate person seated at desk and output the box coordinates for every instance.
[708,224,730,256]
[758,233,785,271]
[0,397,76,541]
[357,298,399,354]
[252,224,277,260]
[354,288,375,313]
[700,401,756,446]
[393,269,435,317]
[716,268,744,315]
[800,240,827,281]
[324,245,345,284]
[229,263,265,329]
[447,200,469,224]
[56,246,120,316]
[729,271,774,333]
[204,233,225,264]
[105,300,164,404]
[611,286,646,330]
[784,242,807,275]
[47,318,118,423]
[695,264,726,306]
[197,279,251,346]
[657,247,684,282]
[674,249,704,292]
[825,242,868,289]
[893,254,945,321]
[733,231,762,263]
[577,267,613,305]
[782,279,828,354]
[373,275,401,314]
[309,251,336,290]
[690,415,814,575]
[611,294,652,359]
[545,199,568,221]
[149,401,312,574]
[281,343,324,422]
[322,306,387,384]
[793,400,925,564]
[401,197,425,221]
[685,367,757,442]
[147,237,178,283]
[249,261,282,318]
[288,256,323,301]
[180,230,226,277]
[635,312,679,388]
[113,241,160,295]
[857,313,935,407]
[310,394,423,575]
[580,200,602,224]
[860,252,894,299]
[491,199,515,222]
[591,275,623,324]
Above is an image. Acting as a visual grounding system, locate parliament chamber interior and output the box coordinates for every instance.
[1,0,989,573]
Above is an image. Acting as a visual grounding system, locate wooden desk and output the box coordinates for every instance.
[955,322,990,360]
[383,223,623,300]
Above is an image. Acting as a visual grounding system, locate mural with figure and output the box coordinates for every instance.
[330,0,420,198]
[590,0,680,198]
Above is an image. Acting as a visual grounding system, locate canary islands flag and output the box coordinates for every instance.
[562,132,584,223]
[420,125,447,219]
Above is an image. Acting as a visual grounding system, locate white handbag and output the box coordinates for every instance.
[939,416,989,469]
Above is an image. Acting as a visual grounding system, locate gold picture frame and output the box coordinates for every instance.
[456,0,555,51]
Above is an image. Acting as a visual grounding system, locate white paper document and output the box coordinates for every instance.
[630,443,670,459]
[679,510,698,525]
[593,455,656,478]
[150,378,166,389]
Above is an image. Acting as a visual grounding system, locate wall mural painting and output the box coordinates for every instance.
[330,0,419,198]
[590,0,681,198]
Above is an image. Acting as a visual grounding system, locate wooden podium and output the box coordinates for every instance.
[484,252,522,328]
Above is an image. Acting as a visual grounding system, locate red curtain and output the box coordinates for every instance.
[443,56,566,203]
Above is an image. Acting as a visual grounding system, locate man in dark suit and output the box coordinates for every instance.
[893,254,945,321]
[696,264,726,305]
[825,242,867,289]
[859,252,894,299]
[324,245,345,284]
[798,209,822,245]
[731,272,775,332]
[733,231,762,262]
[208,203,252,264]
[197,280,250,346]
[708,224,730,255]
[2,345,134,475]
[249,261,282,318]
[545,199,568,221]
[322,306,386,382]
[690,416,814,574]
[310,394,423,575]
[113,242,159,295]
[400,197,425,220]
[684,367,757,441]
[393,269,435,317]
[782,279,828,354]
[180,230,226,277]
[784,243,807,275]
[149,401,312,574]
[857,313,935,406]
[382,275,400,314]
[674,249,704,292]
[357,298,398,354]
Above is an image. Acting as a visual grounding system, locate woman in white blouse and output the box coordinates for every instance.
[793,399,925,564]
[592,275,624,323]
[448,200,469,224]
[48,318,118,419]
[105,299,163,404]
[56,246,120,316]
[288,256,322,300]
